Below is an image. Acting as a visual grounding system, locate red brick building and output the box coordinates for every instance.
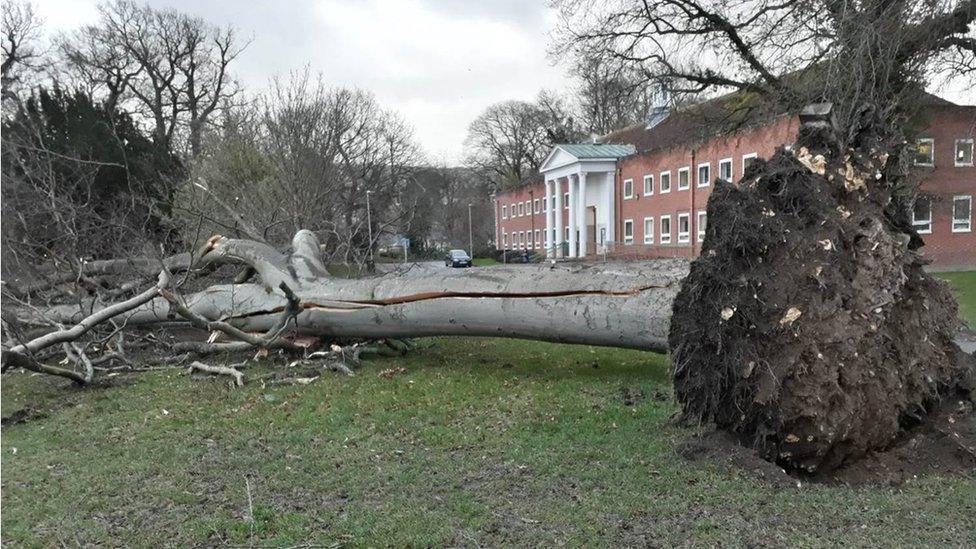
[493,97,975,269]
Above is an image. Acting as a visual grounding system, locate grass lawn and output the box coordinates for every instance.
[3,334,975,546]
[2,274,974,546]
[472,257,500,266]
[936,270,976,327]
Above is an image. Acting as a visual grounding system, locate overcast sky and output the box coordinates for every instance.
[33,0,974,165]
[36,0,572,165]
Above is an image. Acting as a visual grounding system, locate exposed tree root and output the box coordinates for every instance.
[669,106,975,473]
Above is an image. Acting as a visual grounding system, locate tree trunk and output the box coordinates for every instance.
[29,231,686,353]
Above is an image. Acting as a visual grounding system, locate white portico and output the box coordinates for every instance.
[539,143,635,258]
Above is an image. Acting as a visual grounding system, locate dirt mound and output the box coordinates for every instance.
[678,399,975,485]
[669,112,975,474]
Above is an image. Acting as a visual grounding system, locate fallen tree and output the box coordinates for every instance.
[3,230,686,382]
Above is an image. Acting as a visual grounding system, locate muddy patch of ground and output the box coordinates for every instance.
[679,399,975,486]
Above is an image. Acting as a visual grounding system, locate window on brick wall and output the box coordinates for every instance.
[502,205,507,219]
[643,217,654,244]
[912,195,932,234]
[517,202,524,216]
[535,229,540,246]
[564,192,569,209]
[719,158,733,181]
[697,211,707,242]
[643,174,653,195]
[502,232,508,248]
[956,139,974,167]
[534,198,540,213]
[915,138,934,166]
[677,167,690,190]
[678,213,690,243]
[742,153,757,175]
[660,171,671,193]
[510,203,516,216]
[697,163,710,187]
[660,215,672,244]
[623,219,634,243]
[953,195,972,233]
[623,178,634,199]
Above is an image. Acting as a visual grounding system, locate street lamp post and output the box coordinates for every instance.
[468,203,473,260]
[365,190,373,265]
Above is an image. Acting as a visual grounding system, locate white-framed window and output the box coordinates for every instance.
[623,178,634,199]
[953,195,972,233]
[519,231,525,247]
[502,205,508,219]
[678,213,690,243]
[623,219,634,243]
[511,232,516,247]
[643,217,654,244]
[543,197,548,212]
[956,139,974,167]
[742,153,758,175]
[517,202,524,216]
[697,210,707,242]
[643,174,654,196]
[502,232,508,248]
[915,138,934,166]
[719,158,733,182]
[697,162,711,188]
[543,228,549,247]
[534,199,540,213]
[564,226,570,240]
[564,192,570,209]
[660,215,672,244]
[525,201,531,215]
[660,171,671,193]
[912,195,932,234]
[677,167,690,191]
[535,229,541,246]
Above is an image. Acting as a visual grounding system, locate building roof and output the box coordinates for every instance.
[602,89,966,157]
[602,92,782,155]
[553,143,637,159]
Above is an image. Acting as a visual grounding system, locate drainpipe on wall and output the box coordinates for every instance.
[690,148,697,259]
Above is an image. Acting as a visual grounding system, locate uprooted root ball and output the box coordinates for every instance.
[669,137,974,474]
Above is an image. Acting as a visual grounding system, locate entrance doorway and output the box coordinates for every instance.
[586,206,597,256]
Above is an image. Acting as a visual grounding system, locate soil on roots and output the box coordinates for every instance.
[669,135,975,474]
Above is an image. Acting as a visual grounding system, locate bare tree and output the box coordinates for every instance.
[59,0,245,156]
[553,0,975,139]
[1,0,44,102]
[570,52,655,134]
[176,70,421,269]
[464,100,553,188]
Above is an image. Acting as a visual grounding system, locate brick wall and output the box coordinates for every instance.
[913,105,976,270]
[493,106,975,269]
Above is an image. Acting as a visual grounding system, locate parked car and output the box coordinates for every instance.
[445,249,472,268]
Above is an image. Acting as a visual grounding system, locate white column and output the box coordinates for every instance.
[567,174,578,258]
[544,180,553,257]
[605,171,615,245]
[578,171,588,258]
[554,178,564,258]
